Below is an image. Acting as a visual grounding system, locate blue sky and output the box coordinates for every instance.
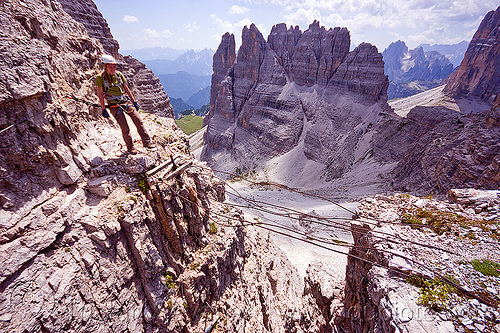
[93,0,498,52]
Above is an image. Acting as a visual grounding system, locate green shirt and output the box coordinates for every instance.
[95,71,128,104]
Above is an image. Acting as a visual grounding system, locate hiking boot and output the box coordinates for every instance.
[143,141,156,149]
[127,146,138,155]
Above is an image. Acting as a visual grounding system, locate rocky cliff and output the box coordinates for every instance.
[444,6,500,104]
[372,6,500,195]
[337,193,500,332]
[204,32,236,127]
[372,104,500,194]
[57,0,119,57]
[0,1,329,332]
[383,40,454,100]
[202,21,389,183]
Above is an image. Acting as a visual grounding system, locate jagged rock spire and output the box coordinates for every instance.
[445,6,500,103]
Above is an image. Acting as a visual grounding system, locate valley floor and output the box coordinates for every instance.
[226,180,357,278]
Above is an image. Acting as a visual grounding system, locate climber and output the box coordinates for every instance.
[96,54,155,154]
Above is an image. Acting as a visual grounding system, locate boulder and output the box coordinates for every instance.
[87,176,113,197]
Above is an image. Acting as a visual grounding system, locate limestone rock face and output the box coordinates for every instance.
[444,6,500,103]
[329,42,388,103]
[204,32,236,127]
[122,55,175,118]
[0,2,327,332]
[337,194,500,332]
[202,22,389,177]
[0,0,102,229]
[285,21,350,87]
[58,0,119,57]
[373,106,500,194]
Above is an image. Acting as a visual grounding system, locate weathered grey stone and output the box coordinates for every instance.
[0,193,13,209]
[87,176,113,197]
[202,21,388,175]
[56,163,83,185]
[445,6,500,103]
[42,194,67,216]
[203,32,236,127]
[72,153,91,172]
[89,230,109,248]
[123,155,156,174]
[447,188,500,205]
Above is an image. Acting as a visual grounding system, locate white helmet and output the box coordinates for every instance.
[101,54,116,64]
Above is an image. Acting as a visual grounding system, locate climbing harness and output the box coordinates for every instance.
[107,102,132,118]
[102,71,128,104]
[68,92,128,117]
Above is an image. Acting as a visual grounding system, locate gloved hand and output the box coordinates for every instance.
[101,108,110,118]
[133,101,140,111]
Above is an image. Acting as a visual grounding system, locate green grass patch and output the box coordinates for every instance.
[401,208,473,235]
[209,222,217,234]
[407,274,458,312]
[471,259,500,277]
[164,271,176,289]
[136,174,150,194]
[401,208,499,239]
[175,115,203,135]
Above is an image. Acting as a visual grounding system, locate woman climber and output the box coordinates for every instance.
[96,54,155,154]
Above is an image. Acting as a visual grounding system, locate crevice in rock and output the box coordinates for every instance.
[258,285,270,331]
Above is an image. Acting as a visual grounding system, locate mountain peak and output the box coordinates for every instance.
[444,6,500,103]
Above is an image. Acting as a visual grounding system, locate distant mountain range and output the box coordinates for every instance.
[383,40,455,99]
[419,41,469,68]
[144,49,214,76]
[157,71,211,115]
[121,47,187,61]
[126,48,214,115]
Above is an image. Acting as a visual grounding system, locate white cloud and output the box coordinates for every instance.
[283,7,321,26]
[238,18,254,28]
[122,15,139,24]
[210,14,266,35]
[184,22,201,32]
[142,28,174,39]
[229,5,250,14]
[268,0,498,49]
[210,14,235,33]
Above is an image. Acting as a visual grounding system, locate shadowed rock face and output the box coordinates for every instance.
[373,106,500,194]
[204,33,236,127]
[0,1,331,332]
[445,6,500,103]
[370,6,500,194]
[277,21,351,87]
[202,21,389,175]
[58,0,119,57]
